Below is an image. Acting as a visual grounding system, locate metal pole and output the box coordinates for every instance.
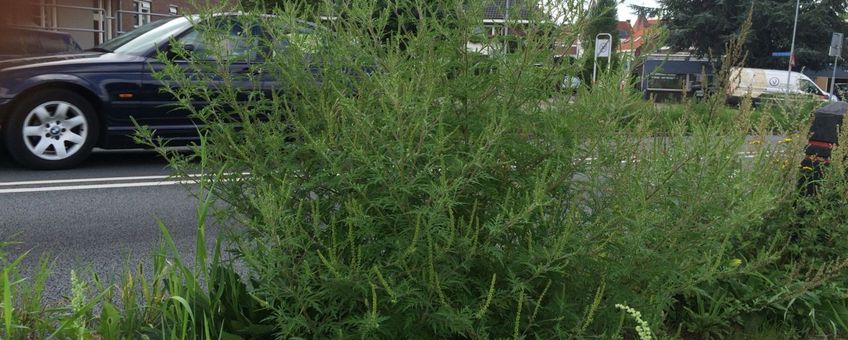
[40,0,46,28]
[503,0,510,54]
[98,0,104,44]
[51,0,57,30]
[105,0,112,40]
[831,55,839,95]
[117,0,122,34]
[786,0,800,96]
[593,33,612,83]
[641,59,647,94]
[593,52,598,83]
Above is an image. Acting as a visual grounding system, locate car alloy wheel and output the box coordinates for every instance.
[4,89,98,169]
[21,101,89,161]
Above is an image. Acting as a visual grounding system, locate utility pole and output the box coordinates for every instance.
[786,0,800,96]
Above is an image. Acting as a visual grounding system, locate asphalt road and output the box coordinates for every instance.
[0,148,217,303]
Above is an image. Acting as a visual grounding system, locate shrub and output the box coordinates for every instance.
[6,0,848,339]
[150,1,848,338]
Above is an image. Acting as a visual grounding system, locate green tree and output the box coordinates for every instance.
[581,0,619,80]
[628,4,662,19]
[661,0,848,69]
[585,0,619,52]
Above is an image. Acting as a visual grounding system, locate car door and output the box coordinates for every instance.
[137,17,268,145]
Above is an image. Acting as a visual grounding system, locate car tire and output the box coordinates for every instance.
[3,89,99,170]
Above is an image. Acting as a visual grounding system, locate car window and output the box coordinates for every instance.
[99,17,188,55]
[272,25,319,54]
[177,20,264,62]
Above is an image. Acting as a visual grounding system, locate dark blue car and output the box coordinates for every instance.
[0,15,277,169]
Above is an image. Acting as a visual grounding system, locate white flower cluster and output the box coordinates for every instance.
[615,303,653,340]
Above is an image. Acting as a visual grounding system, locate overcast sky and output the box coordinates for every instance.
[617,0,659,22]
[543,0,660,24]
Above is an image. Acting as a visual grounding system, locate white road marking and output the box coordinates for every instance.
[0,172,251,194]
[0,180,189,194]
[0,174,174,187]
[0,151,768,194]
[582,152,762,163]
[0,172,250,188]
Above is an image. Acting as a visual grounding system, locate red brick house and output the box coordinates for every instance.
[0,0,221,48]
[619,15,660,56]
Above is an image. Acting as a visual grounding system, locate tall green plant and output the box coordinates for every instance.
[145,0,848,338]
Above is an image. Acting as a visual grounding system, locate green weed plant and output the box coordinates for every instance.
[3,0,848,338]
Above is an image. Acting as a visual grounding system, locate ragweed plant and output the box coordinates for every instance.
[0,0,847,337]
[616,303,653,340]
[133,0,848,338]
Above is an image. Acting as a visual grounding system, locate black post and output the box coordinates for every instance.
[799,102,848,196]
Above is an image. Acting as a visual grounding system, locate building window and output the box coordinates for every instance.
[646,73,687,92]
[135,0,151,27]
[169,5,178,16]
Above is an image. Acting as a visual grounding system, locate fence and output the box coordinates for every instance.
[10,0,178,48]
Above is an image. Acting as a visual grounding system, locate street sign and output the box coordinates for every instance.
[830,32,843,57]
[772,51,792,57]
[592,33,613,83]
[830,32,843,95]
[595,37,611,57]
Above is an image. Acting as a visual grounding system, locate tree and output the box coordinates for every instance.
[585,0,619,52]
[628,4,662,19]
[580,0,618,80]
[661,0,848,70]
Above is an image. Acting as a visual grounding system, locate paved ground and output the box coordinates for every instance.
[0,148,217,303]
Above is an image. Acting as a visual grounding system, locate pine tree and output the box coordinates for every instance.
[662,0,848,69]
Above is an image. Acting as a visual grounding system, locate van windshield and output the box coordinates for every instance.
[799,80,822,95]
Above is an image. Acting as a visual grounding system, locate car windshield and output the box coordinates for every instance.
[94,17,189,56]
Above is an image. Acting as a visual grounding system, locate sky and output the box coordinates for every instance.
[543,0,660,25]
[617,0,660,22]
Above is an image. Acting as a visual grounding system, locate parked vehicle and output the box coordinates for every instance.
[557,75,581,93]
[727,67,837,106]
[834,83,848,101]
[0,15,301,169]
[0,26,82,61]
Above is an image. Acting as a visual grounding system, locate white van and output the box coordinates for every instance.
[727,67,837,105]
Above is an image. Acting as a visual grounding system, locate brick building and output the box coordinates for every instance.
[618,15,660,56]
[0,0,220,49]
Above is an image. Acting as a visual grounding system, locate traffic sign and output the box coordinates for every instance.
[595,37,611,57]
[830,33,843,57]
[592,33,613,83]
